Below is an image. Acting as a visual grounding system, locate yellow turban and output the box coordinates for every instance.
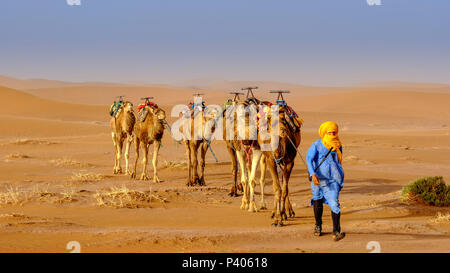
[319,121,342,164]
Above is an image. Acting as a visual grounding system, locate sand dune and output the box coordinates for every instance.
[0,75,133,90]
[291,91,450,120]
[20,84,450,131]
[0,86,106,122]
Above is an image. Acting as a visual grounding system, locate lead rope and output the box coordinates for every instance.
[285,134,311,178]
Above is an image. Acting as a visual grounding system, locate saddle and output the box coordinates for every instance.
[109,100,123,118]
[280,103,303,133]
[137,101,159,122]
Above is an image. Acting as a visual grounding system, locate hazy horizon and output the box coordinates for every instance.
[1,0,449,86]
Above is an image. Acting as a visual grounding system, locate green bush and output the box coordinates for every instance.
[402,176,450,206]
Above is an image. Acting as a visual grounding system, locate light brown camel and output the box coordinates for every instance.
[254,100,302,226]
[130,101,166,182]
[182,98,217,186]
[110,101,136,175]
[223,96,268,211]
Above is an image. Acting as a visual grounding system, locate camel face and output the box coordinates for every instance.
[184,102,216,187]
[259,104,302,226]
[130,104,165,183]
[110,101,136,175]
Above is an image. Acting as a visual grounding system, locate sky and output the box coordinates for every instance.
[0,0,449,86]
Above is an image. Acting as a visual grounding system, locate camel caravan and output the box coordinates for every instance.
[109,87,304,226]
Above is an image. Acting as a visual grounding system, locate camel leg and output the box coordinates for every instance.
[124,134,133,175]
[130,137,140,179]
[152,140,161,183]
[259,155,268,210]
[190,142,200,185]
[267,157,282,226]
[116,137,124,174]
[248,149,262,212]
[112,132,119,174]
[283,161,295,218]
[199,142,208,186]
[280,161,294,220]
[236,150,249,210]
[185,141,192,186]
[140,142,150,180]
[227,144,239,197]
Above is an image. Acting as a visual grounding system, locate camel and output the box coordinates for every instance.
[130,99,166,182]
[223,92,269,211]
[182,97,217,186]
[110,100,136,175]
[251,92,302,226]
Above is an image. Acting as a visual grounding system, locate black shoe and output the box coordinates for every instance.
[332,231,346,241]
[314,225,322,236]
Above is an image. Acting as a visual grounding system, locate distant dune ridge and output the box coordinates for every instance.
[0,74,449,135]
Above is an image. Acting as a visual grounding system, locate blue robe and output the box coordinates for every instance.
[306,139,344,214]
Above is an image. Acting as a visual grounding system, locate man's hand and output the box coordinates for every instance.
[312,174,320,186]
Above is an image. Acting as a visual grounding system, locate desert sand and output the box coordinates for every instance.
[0,77,449,253]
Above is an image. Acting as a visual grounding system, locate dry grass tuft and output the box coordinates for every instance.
[0,186,31,206]
[32,184,57,200]
[71,172,106,182]
[50,157,91,167]
[9,139,57,145]
[4,153,31,160]
[53,188,76,204]
[430,212,450,224]
[94,185,167,209]
[162,160,188,170]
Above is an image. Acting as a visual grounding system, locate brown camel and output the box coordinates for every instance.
[130,100,166,182]
[182,97,217,186]
[110,101,136,175]
[254,96,302,226]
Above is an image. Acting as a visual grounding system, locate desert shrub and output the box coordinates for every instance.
[402,176,449,206]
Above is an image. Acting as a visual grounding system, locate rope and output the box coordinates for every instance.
[285,134,311,178]
[241,141,253,167]
[206,139,219,163]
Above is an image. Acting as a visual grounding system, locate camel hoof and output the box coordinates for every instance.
[140,173,150,180]
[289,210,296,218]
[272,220,284,227]
[271,212,275,219]
[248,202,258,213]
[153,176,162,183]
[198,177,206,186]
[240,201,248,210]
[116,167,123,174]
[260,203,267,210]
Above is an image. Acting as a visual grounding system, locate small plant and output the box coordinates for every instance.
[162,160,188,170]
[430,212,450,223]
[4,153,31,160]
[94,185,166,209]
[50,157,87,167]
[402,176,449,206]
[71,172,105,182]
[0,186,31,206]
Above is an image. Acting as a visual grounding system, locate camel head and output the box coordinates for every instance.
[122,101,134,113]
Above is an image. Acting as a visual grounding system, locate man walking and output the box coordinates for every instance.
[306,121,345,241]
